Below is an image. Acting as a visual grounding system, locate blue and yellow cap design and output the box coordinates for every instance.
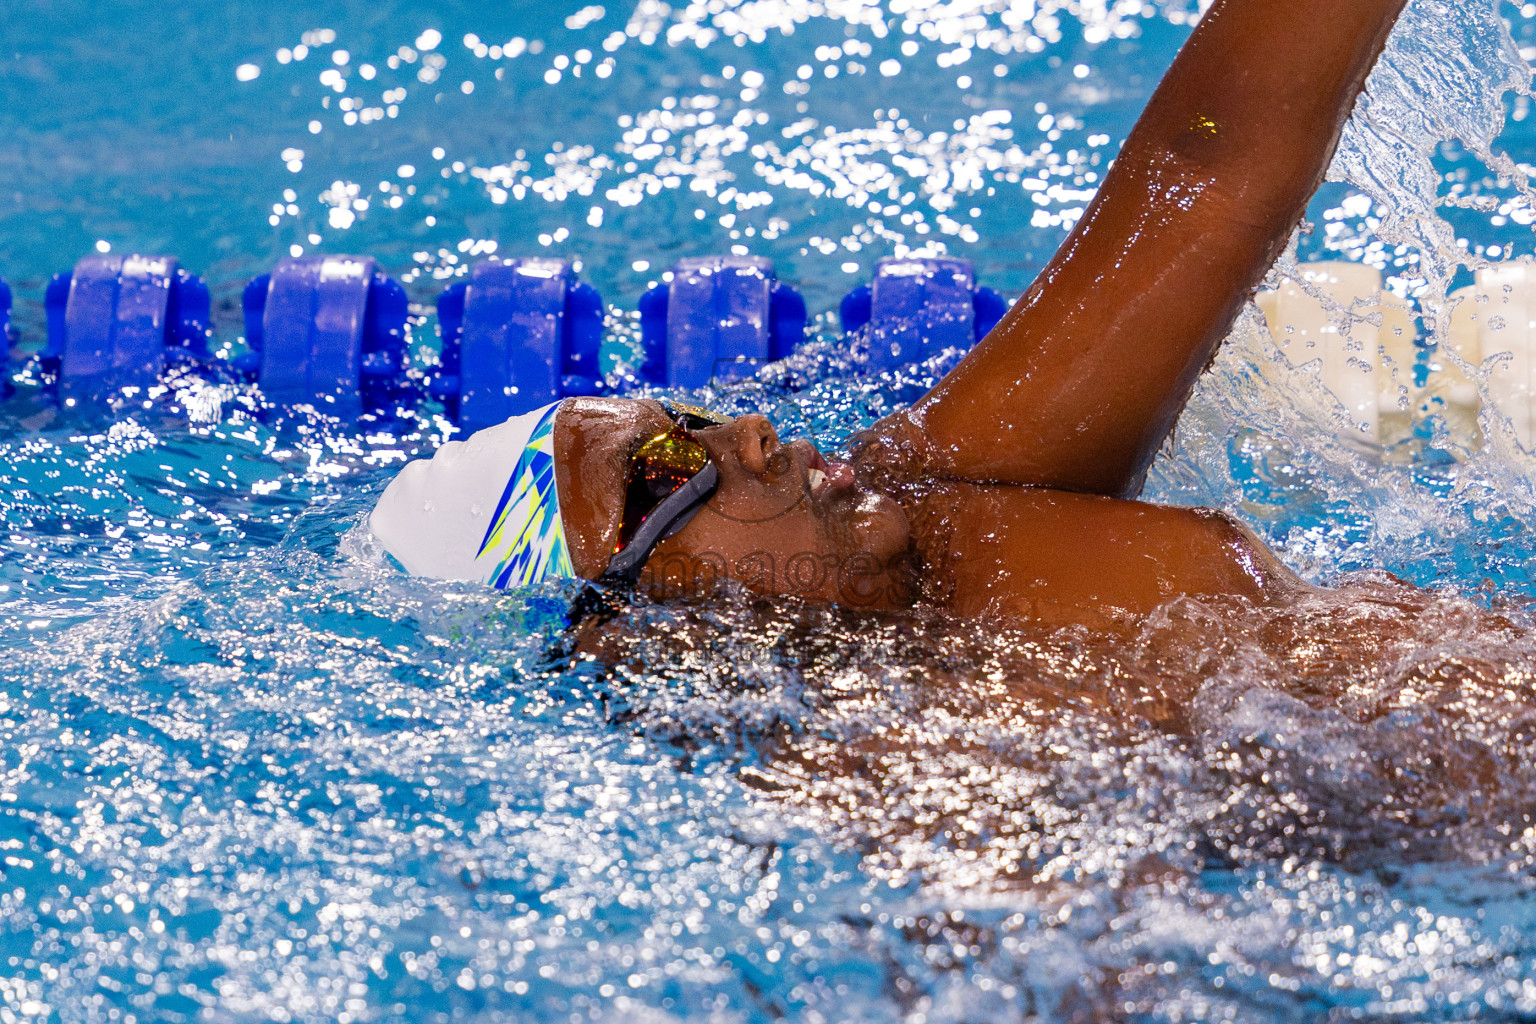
[369,401,580,589]
[471,403,576,587]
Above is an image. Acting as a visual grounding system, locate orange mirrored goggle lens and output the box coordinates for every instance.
[616,425,710,551]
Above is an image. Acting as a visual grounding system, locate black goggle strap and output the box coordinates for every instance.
[599,461,719,584]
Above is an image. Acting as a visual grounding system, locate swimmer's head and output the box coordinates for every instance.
[370,397,913,607]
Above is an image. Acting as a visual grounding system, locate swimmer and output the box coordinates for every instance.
[372,0,1410,628]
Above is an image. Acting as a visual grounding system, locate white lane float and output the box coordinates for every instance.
[1254,261,1417,443]
[1447,261,1536,447]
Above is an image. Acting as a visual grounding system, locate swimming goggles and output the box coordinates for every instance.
[600,401,731,584]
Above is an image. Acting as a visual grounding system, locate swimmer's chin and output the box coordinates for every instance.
[829,486,912,562]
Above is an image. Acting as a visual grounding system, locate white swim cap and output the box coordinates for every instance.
[369,401,578,588]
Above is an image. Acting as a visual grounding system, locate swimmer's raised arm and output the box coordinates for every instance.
[872,0,1409,498]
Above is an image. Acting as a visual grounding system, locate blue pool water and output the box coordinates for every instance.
[7,0,1536,1021]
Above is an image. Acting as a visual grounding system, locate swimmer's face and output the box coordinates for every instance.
[553,397,914,607]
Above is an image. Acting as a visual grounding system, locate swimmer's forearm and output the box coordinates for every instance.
[901,0,1409,496]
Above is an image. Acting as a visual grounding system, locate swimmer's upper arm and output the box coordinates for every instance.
[881,0,1409,497]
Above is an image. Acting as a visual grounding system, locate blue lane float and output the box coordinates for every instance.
[840,256,1008,373]
[9,249,1011,419]
[435,257,604,433]
[238,255,409,418]
[43,254,212,401]
[637,255,806,391]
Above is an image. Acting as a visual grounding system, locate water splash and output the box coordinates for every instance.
[6,0,1536,1022]
[1143,0,1536,595]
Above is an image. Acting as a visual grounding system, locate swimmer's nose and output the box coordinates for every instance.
[721,414,779,474]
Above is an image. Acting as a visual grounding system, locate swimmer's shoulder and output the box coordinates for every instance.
[902,483,1305,624]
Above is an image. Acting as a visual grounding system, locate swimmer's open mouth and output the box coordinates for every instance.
[807,448,855,497]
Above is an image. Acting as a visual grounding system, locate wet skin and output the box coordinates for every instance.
[552,0,1410,626]
[552,396,1302,622]
[554,397,914,609]
[542,0,1535,884]
[883,0,1413,498]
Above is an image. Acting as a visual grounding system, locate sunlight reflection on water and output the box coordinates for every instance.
[4,0,1536,1021]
